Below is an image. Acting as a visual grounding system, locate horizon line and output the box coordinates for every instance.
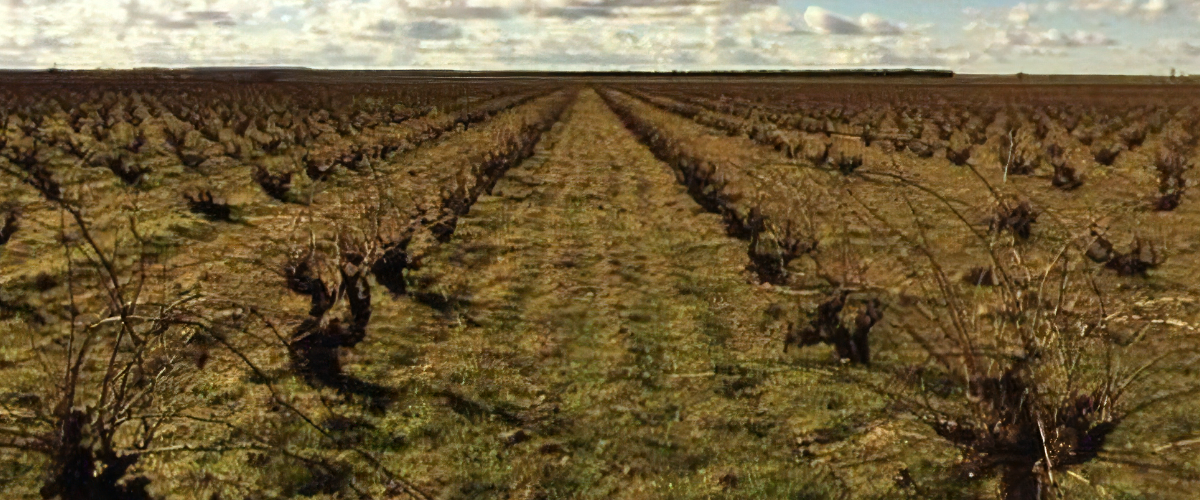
[3,67,1200,83]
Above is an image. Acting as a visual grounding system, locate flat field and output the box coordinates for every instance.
[1,72,1198,499]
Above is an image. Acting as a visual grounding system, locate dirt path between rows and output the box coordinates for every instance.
[366,89,890,498]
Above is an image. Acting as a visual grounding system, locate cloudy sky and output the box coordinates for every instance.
[1,0,1199,73]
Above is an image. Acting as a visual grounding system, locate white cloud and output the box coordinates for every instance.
[985,26,1115,59]
[405,20,464,40]
[1067,0,1173,16]
[859,13,904,35]
[815,35,970,67]
[1156,39,1200,56]
[1009,3,1033,24]
[1071,0,1140,13]
[1142,0,1170,13]
[0,0,1186,73]
[0,0,801,70]
[802,6,905,35]
[803,6,864,34]
[1067,30,1114,45]
[1147,38,1200,71]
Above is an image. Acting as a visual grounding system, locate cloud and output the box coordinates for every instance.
[400,0,778,21]
[152,11,237,30]
[951,2,1136,70]
[1142,0,1170,14]
[813,34,971,67]
[1148,38,1200,69]
[1071,0,1140,13]
[1068,0,1173,17]
[405,20,464,40]
[803,6,863,34]
[0,0,1185,73]
[859,13,904,35]
[803,6,905,35]
[1009,3,1033,24]
[405,0,517,20]
[993,26,1115,49]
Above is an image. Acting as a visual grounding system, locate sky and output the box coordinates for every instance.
[1,0,1199,74]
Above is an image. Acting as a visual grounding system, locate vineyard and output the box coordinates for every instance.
[1,72,1199,500]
